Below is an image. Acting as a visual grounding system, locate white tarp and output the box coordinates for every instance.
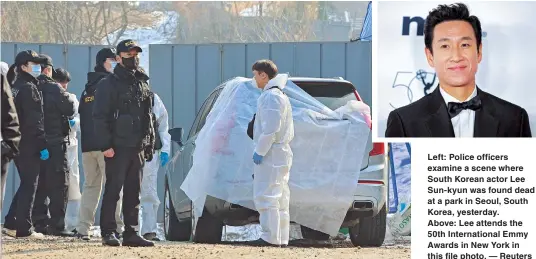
[180,75,371,236]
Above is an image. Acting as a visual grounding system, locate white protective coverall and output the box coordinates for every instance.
[253,75,295,246]
[140,93,171,235]
[65,92,81,231]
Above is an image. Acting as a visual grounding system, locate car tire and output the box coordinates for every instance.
[300,225,330,241]
[192,207,224,244]
[349,204,387,247]
[164,179,191,241]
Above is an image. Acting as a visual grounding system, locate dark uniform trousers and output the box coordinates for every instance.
[1,156,10,209]
[31,143,69,231]
[100,147,145,235]
[3,145,41,237]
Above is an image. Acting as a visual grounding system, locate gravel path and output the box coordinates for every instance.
[1,234,410,259]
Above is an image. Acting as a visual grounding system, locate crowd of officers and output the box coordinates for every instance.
[0,39,170,247]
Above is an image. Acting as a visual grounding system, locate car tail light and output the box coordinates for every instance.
[358,180,385,185]
[353,89,371,129]
[369,142,385,156]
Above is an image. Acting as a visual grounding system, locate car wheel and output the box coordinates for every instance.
[300,225,330,241]
[164,178,191,241]
[192,206,223,244]
[349,204,387,247]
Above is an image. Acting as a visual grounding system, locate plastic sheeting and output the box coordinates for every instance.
[387,143,412,237]
[180,75,371,236]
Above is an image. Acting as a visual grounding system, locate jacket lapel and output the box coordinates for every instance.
[424,87,455,137]
[473,88,499,137]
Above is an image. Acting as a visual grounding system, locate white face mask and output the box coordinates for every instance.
[30,65,41,77]
[110,61,117,71]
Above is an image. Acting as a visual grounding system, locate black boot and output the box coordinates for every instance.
[74,230,90,241]
[102,233,121,246]
[122,232,154,247]
[142,232,161,241]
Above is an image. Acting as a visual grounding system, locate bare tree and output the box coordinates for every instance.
[173,1,328,44]
[1,1,363,45]
[1,1,158,44]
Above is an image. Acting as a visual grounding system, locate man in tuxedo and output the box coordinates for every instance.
[385,3,531,138]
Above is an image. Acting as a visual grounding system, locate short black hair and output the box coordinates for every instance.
[53,68,71,83]
[252,59,278,79]
[424,3,482,54]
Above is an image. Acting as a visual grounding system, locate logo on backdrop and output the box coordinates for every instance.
[401,16,488,37]
[402,16,425,36]
[389,70,438,109]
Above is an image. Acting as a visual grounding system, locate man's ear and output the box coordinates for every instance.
[425,47,435,68]
[477,43,483,63]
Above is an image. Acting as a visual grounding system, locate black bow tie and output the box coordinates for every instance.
[447,95,482,118]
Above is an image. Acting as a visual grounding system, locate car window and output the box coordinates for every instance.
[192,88,223,137]
[195,88,222,134]
[293,82,358,110]
[188,90,218,139]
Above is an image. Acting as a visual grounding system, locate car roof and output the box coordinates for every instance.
[215,77,354,91]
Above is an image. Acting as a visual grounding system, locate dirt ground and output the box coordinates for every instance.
[1,236,410,259]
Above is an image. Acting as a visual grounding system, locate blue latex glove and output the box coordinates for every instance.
[69,120,75,127]
[160,152,169,167]
[40,149,49,160]
[253,152,263,165]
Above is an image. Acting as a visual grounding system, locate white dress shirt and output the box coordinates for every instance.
[440,87,477,138]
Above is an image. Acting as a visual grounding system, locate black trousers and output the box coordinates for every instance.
[32,143,69,231]
[3,147,41,237]
[32,162,49,229]
[100,147,144,235]
[1,156,10,209]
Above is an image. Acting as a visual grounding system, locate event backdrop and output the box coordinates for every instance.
[376,1,536,138]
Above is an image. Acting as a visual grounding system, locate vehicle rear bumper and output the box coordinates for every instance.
[202,184,386,227]
[194,156,387,228]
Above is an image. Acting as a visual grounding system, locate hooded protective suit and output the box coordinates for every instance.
[253,74,294,246]
[65,92,80,231]
[140,93,170,236]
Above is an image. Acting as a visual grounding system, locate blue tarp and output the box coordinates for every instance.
[388,143,411,214]
[359,1,372,41]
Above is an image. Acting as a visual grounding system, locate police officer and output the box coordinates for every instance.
[3,50,48,239]
[32,54,75,236]
[93,40,155,247]
[1,66,21,209]
[76,48,124,240]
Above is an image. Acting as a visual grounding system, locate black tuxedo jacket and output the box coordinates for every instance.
[385,86,532,137]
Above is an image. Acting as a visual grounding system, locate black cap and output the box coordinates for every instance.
[14,50,46,66]
[116,39,143,54]
[39,54,54,67]
[96,48,117,65]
